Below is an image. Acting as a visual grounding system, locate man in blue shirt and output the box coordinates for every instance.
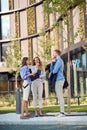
[50,50,65,117]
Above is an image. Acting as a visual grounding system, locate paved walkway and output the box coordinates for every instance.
[0,112,87,125]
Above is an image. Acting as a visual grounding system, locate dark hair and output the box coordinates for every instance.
[33,57,43,69]
[54,49,61,56]
[22,57,28,66]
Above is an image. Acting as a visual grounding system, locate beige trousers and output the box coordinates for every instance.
[31,79,43,109]
[22,80,30,101]
[55,80,65,113]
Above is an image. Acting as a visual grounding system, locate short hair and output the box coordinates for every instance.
[54,49,61,56]
[22,57,28,66]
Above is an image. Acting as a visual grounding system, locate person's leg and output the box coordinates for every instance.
[24,101,31,117]
[20,87,26,118]
[31,81,38,116]
[24,86,30,116]
[55,80,64,113]
[21,100,25,118]
[20,86,30,119]
[25,86,30,116]
[38,81,43,115]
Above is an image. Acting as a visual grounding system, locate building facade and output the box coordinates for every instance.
[0,0,87,97]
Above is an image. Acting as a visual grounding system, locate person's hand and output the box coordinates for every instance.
[31,73,36,76]
[52,58,56,63]
[36,63,39,67]
[27,73,36,77]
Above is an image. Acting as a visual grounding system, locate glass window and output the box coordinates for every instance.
[73,7,81,43]
[82,53,87,68]
[1,15,10,39]
[1,43,9,60]
[0,74,8,81]
[20,11,27,37]
[75,53,82,68]
[36,4,43,33]
[84,72,87,95]
[1,0,9,11]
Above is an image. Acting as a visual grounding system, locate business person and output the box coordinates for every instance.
[50,50,65,117]
[31,57,45,117]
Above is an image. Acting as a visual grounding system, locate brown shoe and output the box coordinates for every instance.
[25,113,31,118]
[20,116,27,119]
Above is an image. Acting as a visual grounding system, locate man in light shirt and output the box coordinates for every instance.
[50,50,65,117]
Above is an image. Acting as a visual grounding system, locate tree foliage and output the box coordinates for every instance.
[4,40,22,88]
[5,40,22,76]
[44,0,86,28]
[37,29,53,66]
[44,0,85,15]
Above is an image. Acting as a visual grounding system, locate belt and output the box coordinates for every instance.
[23,84,29,89]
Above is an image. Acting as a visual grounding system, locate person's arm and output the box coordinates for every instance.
[52,59,61,74]
[20,67,28,80]
[20,66,35,80]
[26,73,36,78]
[39,69,46,78]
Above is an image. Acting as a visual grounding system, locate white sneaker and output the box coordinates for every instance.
[57,113,65,117]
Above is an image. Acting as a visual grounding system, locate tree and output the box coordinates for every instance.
[4,40,22,90]
[44,0,86,113]
[36,28,53,66]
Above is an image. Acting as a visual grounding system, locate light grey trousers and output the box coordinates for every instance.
[31,79,43,109]
[55,80,65,113]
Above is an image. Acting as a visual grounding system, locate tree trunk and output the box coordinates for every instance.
[67,48,71,114]
[67,15,71,114]
[15,74,18,90]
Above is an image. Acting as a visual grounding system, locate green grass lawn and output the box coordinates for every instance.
[0,105,87,114]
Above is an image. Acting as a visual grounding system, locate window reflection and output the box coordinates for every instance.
[82,53,87,68]
[1,15,10,39]
[1,43,9,61]
[1,0,9,11]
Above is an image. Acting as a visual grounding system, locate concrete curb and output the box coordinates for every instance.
[0,113,87,125]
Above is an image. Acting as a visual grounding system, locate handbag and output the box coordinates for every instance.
[63,71,69,89]
[63,79,69,89]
